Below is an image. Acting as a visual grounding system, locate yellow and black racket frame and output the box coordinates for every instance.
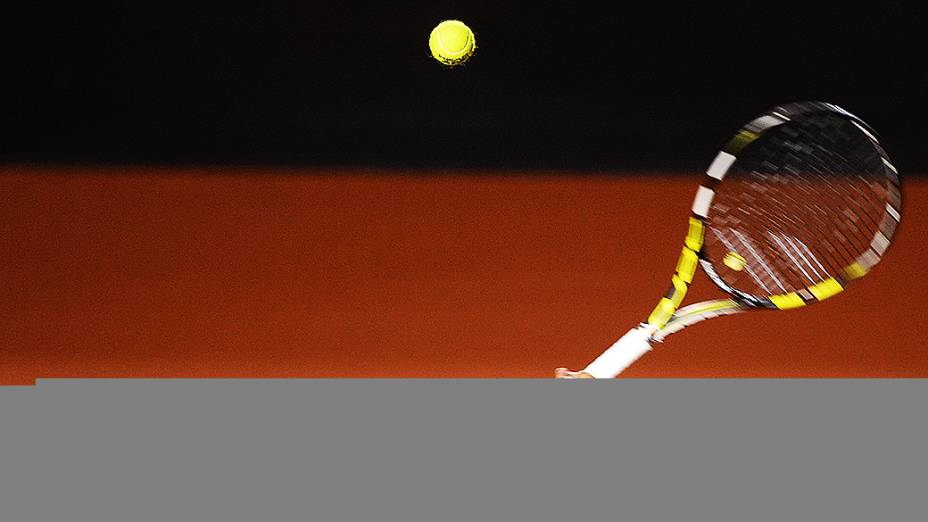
[647,101,902,330]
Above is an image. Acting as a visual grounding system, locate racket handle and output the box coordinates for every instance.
[582,325,655,378]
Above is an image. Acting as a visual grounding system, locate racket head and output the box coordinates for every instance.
[692,101,901,310]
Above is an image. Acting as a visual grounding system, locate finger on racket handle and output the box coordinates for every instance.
[582,325,655,378]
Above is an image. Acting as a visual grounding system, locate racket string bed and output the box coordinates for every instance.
[706,112,896,297]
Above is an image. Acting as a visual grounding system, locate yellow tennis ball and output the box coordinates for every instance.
[429,20,476,67]
[723,251,747,271]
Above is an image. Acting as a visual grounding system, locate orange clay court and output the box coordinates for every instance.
[1,166,924,384]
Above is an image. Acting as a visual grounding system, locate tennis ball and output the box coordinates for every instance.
[723,251,747,271]
[429,20,476,67]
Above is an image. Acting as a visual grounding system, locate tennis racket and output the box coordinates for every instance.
[570,101,902,378]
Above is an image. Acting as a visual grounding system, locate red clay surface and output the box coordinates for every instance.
[1,166,924,384]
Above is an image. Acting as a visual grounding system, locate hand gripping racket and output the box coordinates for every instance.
[581,101,902,378]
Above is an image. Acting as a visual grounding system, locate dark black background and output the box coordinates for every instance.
[4,1,926,171]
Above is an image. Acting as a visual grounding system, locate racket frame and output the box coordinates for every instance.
[582,101,902,378]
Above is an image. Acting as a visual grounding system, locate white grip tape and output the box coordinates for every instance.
[582,325,655,378]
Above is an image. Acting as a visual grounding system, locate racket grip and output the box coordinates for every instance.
[582,325,655,378]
